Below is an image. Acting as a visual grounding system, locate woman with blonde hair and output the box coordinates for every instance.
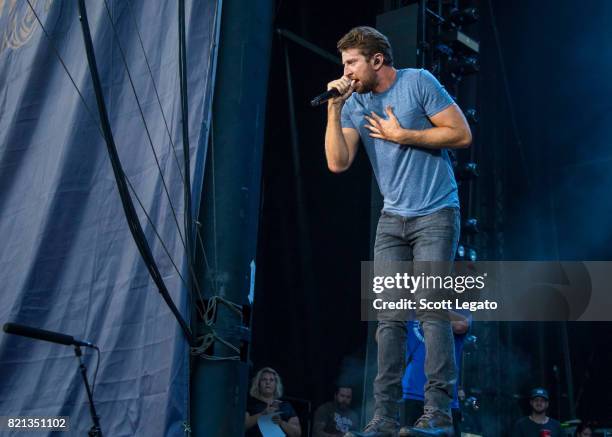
[244,367,301,436]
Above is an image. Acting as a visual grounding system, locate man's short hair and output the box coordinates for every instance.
[335,385,352,394]
[337,26,394,66]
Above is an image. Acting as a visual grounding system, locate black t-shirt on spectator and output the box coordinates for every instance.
[512,416,562,437]
[245,396,297,437]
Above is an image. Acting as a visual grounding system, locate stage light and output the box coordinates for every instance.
[441,29,479,55]
[464,334,478,353]
[462,218,479,234]
[435,43,454,58]
[464,396,480,411]
[428,7,479,29]
[465,334,478,347]
[455,162,478,181]
[448,55,479,75]
[450,7,480,26]
[457,244,465,259]
[465,108,479,124]
[456,244,477,261]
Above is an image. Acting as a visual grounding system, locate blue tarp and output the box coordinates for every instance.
[0,1,219,435]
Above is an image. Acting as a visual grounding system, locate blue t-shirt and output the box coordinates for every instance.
[341,68,459,217]
[401,320,467,409]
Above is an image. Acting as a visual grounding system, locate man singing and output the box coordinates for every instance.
[324,27,472,437]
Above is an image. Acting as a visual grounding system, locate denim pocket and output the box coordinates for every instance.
[418,207,461,240]
[423,207,459,224]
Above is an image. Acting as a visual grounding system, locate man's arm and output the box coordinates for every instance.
[312,405,341,437]
[364,104,472,149]
[324,77,360,173]
[313,421,342,437]
[449,310,470,335]
[314,429,343,437]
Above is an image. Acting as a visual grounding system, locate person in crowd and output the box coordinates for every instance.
[403,312,471,436]
[512,388,561,437]
[245,367,301,437]
[313,385,360,436]
[575,422,593,437]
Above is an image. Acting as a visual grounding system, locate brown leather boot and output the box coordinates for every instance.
[345,414,400,437]
[398,410,454,437]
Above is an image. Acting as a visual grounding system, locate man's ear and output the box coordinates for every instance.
[372,54,384,70]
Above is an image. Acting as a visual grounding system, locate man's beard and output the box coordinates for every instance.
[336,401,350,410]
[354,77,375,94]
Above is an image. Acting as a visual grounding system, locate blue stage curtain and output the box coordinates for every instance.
[0,1,219,435]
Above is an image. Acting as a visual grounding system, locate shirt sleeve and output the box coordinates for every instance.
[350,411,360,430]
[511,419,524,437]
[417,69,454,117]
[280,401,298,420]
[246,396,262,415]
[313,404,327,424]
[552,420,563,436]
[340,99,356,129]
[312,404,328,435]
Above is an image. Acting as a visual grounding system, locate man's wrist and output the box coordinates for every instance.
[327,102,343,115]
[395,128,417,145]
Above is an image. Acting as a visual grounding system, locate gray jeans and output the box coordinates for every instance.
[373,207,460,420]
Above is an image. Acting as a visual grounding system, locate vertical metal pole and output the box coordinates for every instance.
[537,323,546,385]
[191,0,274,434]
[561,322,576,419]
[74,345,103,437]
[418,0,427,68]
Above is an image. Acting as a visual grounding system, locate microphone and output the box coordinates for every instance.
[310,88,341,107]
[3,322,96,348]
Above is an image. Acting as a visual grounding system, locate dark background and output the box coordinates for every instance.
[249,0,612,433]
